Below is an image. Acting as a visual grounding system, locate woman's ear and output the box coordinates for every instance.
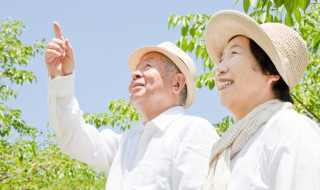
[171,73,186,95]
[266,74,280,87]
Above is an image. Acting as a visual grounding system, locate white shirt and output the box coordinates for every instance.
[48,74,219,190]
[228,109,320,190]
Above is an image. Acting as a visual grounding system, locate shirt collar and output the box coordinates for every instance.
[137,106,185,133]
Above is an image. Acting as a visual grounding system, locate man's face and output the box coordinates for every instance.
[129,52,172,110]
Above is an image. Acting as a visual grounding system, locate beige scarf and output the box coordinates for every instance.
[202,99,293,190]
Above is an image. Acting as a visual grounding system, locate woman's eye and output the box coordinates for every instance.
[231,51,237,55]
[146,64,151,68]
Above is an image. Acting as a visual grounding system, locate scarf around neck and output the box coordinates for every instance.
[203,99,293,190]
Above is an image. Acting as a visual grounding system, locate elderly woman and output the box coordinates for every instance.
[202,10,320,190]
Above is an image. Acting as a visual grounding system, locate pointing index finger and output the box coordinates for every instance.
[53,21,64,41]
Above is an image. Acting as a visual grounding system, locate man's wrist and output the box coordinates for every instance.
[48,73,75,98]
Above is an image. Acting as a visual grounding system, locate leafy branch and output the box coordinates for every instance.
[84,99,141,131]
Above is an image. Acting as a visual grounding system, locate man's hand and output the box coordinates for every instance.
[45,22,74,79]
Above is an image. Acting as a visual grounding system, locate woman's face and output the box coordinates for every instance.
[214,36,274,120]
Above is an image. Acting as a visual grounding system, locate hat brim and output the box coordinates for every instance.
[205,10,287,86]
[128,45,195,108]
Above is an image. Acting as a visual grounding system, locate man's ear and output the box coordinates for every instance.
[171,73,186,95]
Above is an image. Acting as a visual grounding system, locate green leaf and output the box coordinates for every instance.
[313,42,320,55]
[284,0,295,15]
[250,0,260,9]
[298,0,310,12]
[266,13,273,22]
[176,39,181,48]
[208,77,215,89]
[285,12,294,26]
[181,25,189,36]
[168,15,175,29]
[196,76,203,88]
[259,11,267,23]
[313,32,320,49]
[274,0,284,7]
[182,16,187,27]
[260,0,268,9]
[181,38,188,52]
[293,9,301,23]
[195,45,203,59]
[187,40,195,52]
[243,0,250,13]
[172,15,180,28]
[190,25,196,37]
[275,6,284,22]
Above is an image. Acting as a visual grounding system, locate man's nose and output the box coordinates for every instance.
[132,70,143,80]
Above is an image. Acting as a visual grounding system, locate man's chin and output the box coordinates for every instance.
[130,96,143,108]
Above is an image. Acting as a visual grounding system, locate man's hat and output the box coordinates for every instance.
[128,42,196,108]
[205,10,309,91]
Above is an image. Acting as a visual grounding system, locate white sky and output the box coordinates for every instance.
[1,0,243,134]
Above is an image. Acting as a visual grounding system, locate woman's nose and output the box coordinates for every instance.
[215,62,228,77]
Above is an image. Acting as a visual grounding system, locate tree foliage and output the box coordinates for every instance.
[0,19,45,138]
[84,99,141,131]
[0,132,107,189]
[0,19,107,188]
[213,116,235,136]
[168,0,320,132]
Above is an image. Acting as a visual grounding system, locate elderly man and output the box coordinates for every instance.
[45,22,219,189]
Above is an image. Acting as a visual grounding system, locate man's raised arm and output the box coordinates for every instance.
[45,22,119,173]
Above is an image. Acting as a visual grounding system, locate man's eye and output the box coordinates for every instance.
[146,64,151,67]
[231,51,237,55]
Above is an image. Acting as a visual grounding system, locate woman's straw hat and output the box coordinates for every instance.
[205,10,309,91]
[128,42,197,108]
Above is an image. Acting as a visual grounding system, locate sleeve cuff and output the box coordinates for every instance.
[48,73,75,98]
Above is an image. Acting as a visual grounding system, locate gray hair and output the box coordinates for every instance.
[160,54,187,106]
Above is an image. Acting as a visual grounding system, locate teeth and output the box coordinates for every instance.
[218,81,232,88]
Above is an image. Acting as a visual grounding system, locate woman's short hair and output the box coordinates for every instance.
[249,39,294,103]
